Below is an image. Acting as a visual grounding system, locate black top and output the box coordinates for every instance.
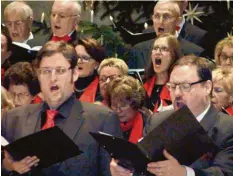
[39,94,75,130]
[146,84,164,111]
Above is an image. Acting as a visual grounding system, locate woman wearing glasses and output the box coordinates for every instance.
[106,76,148,143]
[72,37,106,102]
[97,58,129,105]
[214,36,233,67]
[212,67,233,116]
[144,33,182,112]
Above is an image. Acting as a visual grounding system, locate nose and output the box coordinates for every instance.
[50,69,58,82]
[14,95,20,105]
[226,58,232,65]
[174,85,182,97]
[105,77,111,84]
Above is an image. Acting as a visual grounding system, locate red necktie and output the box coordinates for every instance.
[42,110,58,130]
[176,26,181,31]
[51,35,71,42]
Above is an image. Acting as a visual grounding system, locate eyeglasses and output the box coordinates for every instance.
[220,54,233,61]
[8,92,30,101]
[99,75,121,83]
[3,18,30,28]
[77,55,93,63]
[37,67,71,76]
[111,104,131,112]
[152,46,170,53]
[50,12,78,20]
[166,80,206,92]
[152,13,176,22]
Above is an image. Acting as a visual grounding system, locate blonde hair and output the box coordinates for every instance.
[1,86,15,113]
[4,1,33,20]
[212,66,233,95]
[98,58,129,76]
[214,36,233,65]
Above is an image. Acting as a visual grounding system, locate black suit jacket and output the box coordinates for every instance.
[144,106,233,176]
[180,21,207,45]
[2,100,122,176]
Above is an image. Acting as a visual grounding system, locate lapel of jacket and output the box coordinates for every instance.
[200,105,218,133]
[21,104,43,137]
[62,101,85,140]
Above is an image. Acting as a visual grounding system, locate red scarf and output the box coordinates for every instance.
[51,35,71,42]
[79,76,99,103]
[226,105,233,116]
[120,111,143,144]
[31,95,43,104]
[144,75,171,112]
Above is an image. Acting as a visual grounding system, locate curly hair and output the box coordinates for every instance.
[106,76,146,110]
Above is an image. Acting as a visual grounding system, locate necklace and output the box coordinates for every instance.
[74,87,86,93]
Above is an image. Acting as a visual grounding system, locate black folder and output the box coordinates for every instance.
[90,106,218,173]
[3,126,82,168]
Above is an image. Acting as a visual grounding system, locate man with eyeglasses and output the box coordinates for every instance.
[49,0,81,43]
[2,41,122,176]
[110,55,233,176]
[133,0,205,68]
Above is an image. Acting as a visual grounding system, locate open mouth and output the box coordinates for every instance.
[158,27,164,33]
[155,58,162,65]
[55,25,61,30]
[78,66,83,70]
[50,85,59,92]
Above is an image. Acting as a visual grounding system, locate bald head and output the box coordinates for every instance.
[51,0,81,37]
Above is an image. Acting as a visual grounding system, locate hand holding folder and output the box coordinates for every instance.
[90,106,218,174]
[2,126,82,169]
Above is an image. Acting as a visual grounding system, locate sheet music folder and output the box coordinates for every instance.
[90,106,218,173]
[3,126,82,168]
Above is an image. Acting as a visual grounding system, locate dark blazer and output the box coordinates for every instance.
[144,106,233,176]
[2,100,122,176]
[180,21,207,45]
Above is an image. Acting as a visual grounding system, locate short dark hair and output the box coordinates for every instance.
[72,37,106,63]
[33,41,78,69]
[3,62,40,96]
[172,55,212,81]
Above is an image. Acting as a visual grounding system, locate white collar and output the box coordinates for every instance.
[177,16,186,34]
[196,103,211,122]
[23,32,34,44]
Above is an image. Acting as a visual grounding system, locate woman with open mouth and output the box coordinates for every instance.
[144,33,182,112]
[212,66,233,116]
[72,37,106,102]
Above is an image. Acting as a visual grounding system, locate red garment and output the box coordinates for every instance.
[120,111,143,144]
[51,35,71,42]
[42,110,58,130]
[144,75,171,112]
[79,77,99,103]
[226,105,233,116]
[31,95,43,104]
[1,68,5,83]
[176,26,181,31]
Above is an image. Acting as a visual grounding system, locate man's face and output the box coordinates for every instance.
[8,84,33,107]
[169,65,211,116]
[4,12,31,42]
[1,34,11,64]
[51,1,79,37]
[219,45,233,67]
[153,2,181,36]
[75,45,98,78]
[151,37,173,74]
[38,53,78,109]
[99,66,122,99]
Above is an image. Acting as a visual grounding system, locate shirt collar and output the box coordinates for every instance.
[177,16,186,34]
[23,32,34,44]
[41,93,76,118]
[196,102,211,122]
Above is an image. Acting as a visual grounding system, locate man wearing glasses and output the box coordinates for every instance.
[133,0,204,68]
[50,0,81,43]
[2,41,122,175]
[110,55,233,176]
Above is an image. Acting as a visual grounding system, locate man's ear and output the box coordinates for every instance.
[229,94,233,104]
[72,66,79,82]
[28,16,33,29]
[176,16,182,27]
